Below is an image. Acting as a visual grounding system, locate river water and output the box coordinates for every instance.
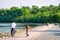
[0,23,43,33]
[0,23,25,33]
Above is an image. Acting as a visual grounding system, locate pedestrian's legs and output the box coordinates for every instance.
[26,30,29,37]
[11,28,14,37]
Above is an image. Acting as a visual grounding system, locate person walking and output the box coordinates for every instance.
[25,24,29,37]
[11,22,16,37]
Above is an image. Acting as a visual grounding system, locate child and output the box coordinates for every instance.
[25,24,29,37]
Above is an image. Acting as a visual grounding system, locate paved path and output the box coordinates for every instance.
[35,24,60,40]
[0,24,54,40]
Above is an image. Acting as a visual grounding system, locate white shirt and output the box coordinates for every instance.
[11,22,16,28]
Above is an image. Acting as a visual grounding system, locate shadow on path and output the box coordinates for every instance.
[30,30,60,32]
[30,30,60,36]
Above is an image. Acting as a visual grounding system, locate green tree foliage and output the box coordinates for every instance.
[0,4,60,23]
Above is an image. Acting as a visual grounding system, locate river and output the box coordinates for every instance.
[0,23,25,33]
[0,23,43,33]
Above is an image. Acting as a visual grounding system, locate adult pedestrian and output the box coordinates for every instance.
[11,22,16,37]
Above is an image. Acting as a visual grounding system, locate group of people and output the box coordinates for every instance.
[11,22,29,37]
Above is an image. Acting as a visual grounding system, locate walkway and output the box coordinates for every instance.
[35,24,60,40]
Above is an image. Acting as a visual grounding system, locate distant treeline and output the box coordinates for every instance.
[0,4,60,23]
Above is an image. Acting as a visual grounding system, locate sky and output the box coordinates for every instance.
[0,0,60,8]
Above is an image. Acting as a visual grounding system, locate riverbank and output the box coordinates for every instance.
[0,25,32,38]
[0,28,25,38]
[0,24,43,38]
[0,24,53,40]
